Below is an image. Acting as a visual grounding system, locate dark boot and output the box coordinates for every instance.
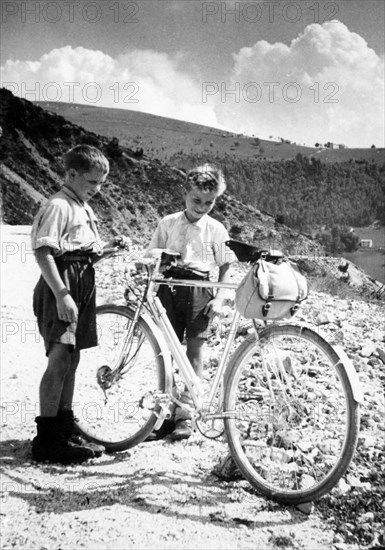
[169,419,192,441]
[144,419,176,442]
[57,410,105,458]
[32,416,94,464]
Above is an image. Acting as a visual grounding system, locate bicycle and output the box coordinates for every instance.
[74,240,362,505]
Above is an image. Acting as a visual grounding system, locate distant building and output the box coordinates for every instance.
[360,239,373,248]
[325,142,347,150]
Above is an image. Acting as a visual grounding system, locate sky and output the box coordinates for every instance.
[1,0,384,148]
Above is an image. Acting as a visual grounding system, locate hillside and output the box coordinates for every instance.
[35,101,385,166]
[34,101,385,234]
[0,88,321,257]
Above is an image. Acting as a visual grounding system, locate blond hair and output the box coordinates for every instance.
[64,145,109,175]
[185,164,226,196]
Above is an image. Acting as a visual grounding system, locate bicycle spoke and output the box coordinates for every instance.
[73,305,169,451]
[224,325,360,504]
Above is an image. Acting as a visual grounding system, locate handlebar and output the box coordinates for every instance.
[117,239,285,305]
[91,247,126,265]
[133,239,284,280]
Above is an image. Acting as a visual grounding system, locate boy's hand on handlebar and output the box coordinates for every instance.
[114,235,131,249]
[204,297,222,319]
[105,235,131,250]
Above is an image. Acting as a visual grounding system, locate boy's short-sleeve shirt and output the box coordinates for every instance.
[147,211,236,272]
[31,186,103,256]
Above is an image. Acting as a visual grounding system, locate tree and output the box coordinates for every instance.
[340,230,359,252]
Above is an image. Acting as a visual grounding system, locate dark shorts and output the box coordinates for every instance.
[157,281,214,341]
[33,257,97,354]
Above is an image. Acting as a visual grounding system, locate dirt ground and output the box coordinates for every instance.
[0,225,359,550]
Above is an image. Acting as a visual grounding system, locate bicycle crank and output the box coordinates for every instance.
[96,365,122,403]
[195,415,224,439]
[96,365,112,387]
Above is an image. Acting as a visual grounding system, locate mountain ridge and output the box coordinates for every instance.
[35,100,385,165]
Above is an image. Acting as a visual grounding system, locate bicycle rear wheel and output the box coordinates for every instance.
[224,324,360,504]
[74,304,171,452]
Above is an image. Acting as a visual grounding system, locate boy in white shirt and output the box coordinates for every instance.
[146,164,236,440]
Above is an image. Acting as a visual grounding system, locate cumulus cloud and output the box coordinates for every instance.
[1,21,383,148]
[213,21,384,147]
[0,45,220,128]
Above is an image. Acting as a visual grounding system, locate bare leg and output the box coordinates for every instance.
[58,349,80,412]
[39,343,73,417]
[186,337,204,378]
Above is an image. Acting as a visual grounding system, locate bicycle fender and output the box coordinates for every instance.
[333,345,364,404]
[139,311,174,392]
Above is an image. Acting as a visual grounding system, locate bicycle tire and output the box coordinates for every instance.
[74,304,171,452]
[223,324,360,505]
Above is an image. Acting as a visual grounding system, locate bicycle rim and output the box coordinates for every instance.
[74,304,167,452]
[224,324,360,504]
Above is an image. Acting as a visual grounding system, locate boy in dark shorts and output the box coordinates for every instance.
[146,164,236,440]
[31,145,129,464]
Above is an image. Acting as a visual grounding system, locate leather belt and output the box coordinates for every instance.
[55,253,96,264]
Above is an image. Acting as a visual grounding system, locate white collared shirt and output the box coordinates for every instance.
[147,211,236,272]
[31,186,103,256]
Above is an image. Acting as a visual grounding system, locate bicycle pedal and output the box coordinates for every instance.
[153,412,167,431]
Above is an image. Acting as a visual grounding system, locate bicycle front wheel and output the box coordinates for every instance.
[74,304,170,452]
[224,324,360,504]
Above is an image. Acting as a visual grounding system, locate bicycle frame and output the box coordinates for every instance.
[138,257,243,421]
[75,250,362,503]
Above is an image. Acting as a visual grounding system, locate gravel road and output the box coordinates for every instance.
[2,224,383,550]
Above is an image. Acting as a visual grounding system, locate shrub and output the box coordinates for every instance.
[316,226,360,254]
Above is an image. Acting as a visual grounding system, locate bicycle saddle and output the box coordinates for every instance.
[160,249,181,265]
[226,240,283,263]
